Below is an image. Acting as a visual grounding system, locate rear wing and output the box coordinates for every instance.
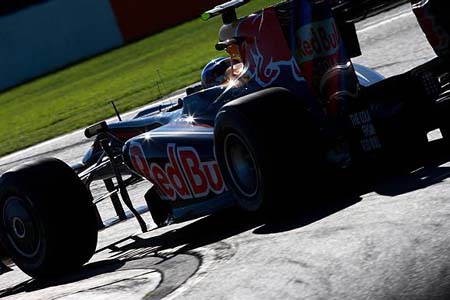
[331,0,410,22]
[203,0,410,25]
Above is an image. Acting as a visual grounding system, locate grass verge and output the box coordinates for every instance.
[0,0,279,157]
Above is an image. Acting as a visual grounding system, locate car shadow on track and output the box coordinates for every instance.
[0,208,265,299]
[374,164,450,196]
[0,260,125,297]
[255,140,450,234]
[102,207,265,258]
[2,143,449,299]
[372,141,450,197]
[0,202,355,299]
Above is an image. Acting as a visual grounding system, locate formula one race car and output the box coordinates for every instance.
[1,0,449,279]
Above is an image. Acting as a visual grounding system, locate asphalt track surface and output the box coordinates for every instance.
[2,4,450,299]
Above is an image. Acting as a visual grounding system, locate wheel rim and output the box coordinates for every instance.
[224,133,259,198]
[2,196,41,258]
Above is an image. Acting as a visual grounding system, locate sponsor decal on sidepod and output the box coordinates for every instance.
[129,143,225,201]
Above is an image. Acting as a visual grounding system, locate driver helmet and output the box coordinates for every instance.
[201,57,232,88]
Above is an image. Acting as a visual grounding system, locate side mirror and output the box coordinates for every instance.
[84,121,108,138]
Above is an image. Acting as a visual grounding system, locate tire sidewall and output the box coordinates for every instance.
[0,186,49,274]
[214,88,322,214]
[0,158,98,278]
[215,106,273,213]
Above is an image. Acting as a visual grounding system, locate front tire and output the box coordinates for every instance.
[145,187,172,227]
[0,158,98,279]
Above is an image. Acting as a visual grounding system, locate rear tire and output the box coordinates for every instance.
[438,101,450,143]
[432,96,450,145]
[441,126,450,142]
[0,158,98,279]
[214,88,322,214]
[216,117,267,212]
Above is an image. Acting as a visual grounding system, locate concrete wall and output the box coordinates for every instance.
[0,0,123,91]
[0,0,222,91]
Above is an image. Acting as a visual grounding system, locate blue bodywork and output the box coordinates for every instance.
[86,1,386,222]
[113,64,383,221]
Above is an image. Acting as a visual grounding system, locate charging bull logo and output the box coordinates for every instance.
[295,18,341,64]
[129,143,225,201]
[236,8,305,87]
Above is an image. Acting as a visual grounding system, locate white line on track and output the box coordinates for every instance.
[358,10,413,34]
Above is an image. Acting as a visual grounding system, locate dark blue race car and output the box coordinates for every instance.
[1,0,448,279]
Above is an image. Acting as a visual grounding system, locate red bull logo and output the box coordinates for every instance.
[295,18,341,64]
[129,143,225,201]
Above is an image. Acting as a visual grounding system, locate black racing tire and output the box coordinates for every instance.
[433,97,450,145]
[214,87,322,214]
[441,126,450,142]
[0,158,98,279]
[439,102,450,144]
[439,124,450,149]
[145,187,172,227]
[215,113,268,212]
